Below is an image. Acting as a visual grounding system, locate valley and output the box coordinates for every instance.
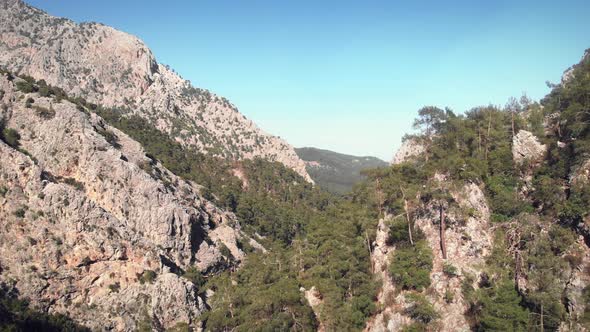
[1,1,590,331]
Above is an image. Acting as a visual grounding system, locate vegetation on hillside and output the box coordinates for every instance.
[355,50,590,330]
[0,282,89,332]
[3,69,379,331]
[295,147,388,194]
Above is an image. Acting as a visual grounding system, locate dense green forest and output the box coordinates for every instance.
[295,147,388,194]
[3,49,590,331]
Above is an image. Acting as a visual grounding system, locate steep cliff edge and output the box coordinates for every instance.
[364,84,590,331]
[0,0,311,182]
[366,182,493,332]
[0,71,258,330]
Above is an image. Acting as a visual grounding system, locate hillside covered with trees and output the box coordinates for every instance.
[296,147,388,194]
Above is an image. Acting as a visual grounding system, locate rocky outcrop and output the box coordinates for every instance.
[391,138,425,165]
[562,238,590,331]
[561,49,590,85]
[571,159,590,185]
[512,130,546,165]
[413,183,492,331]
[366,182,493,331]
[364,215,412,332]
[0,72,259,330]
[302,286,325,332]
[0,0,311,182]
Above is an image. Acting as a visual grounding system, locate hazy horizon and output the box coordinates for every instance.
[28,0,590,160]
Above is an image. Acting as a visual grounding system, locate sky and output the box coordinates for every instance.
[28,0,590,160]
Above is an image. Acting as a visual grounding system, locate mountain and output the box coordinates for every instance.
[2,0,590,331]
[0,0,311,182]
[361,50,590,331]
[295,147,388,193]
[0,70,259,330]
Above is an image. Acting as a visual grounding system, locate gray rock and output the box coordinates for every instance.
[0,0,311,182]
[391,138,425,165]
[0,73,261,330]
[512,130,546,165]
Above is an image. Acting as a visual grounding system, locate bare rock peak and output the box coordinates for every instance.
[0,0,311,181]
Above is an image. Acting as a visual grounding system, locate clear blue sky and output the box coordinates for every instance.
[28,0,590,160]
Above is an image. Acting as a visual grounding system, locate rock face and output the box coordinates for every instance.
[562,49,590,85]
[413,183,492,331]
[572,159,590,185]
[512,130,546,165]
[363,215,411,332]
[561,237,590,331]
[366,182,493,332]
[302,286,325,332]
[0,73,256,330]
[391,138,425,165]
[0,0,311,182]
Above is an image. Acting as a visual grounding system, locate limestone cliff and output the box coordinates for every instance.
[369,128,590,331]
[366,182,493,332]
[0,72,257,330]
[391,138,424,165]
[0,0,311,182]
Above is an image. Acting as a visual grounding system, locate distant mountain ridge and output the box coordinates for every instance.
[0,0,311,181]
[296,147,388,193]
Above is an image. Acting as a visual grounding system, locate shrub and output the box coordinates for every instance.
[385,216,427,247]
[401,322,428,332]
[442,262,458,277]
[34,105,56,119]
[38,84,52,97]
[581,285,590,325]
[16,80,36,93]
[444,288,454,303]
[485,175,523,220]
[1,128,21,149]
[0,282,90,331]
[477,281,528,331]
[548,225,575,255]
[13,207,26,218]
[0,186,7,197]
[388,241,433,290]
[405,293,439,324]
[167,322,190,332]
[218,243,233,259]
[62,177,84,191]
[236,238,255,253]
[182,266,206,289]
[108,282,120,293]
[138,270,157,284]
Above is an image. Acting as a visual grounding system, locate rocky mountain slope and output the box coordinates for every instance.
[0,71,261,330]
[359,49,590,331]
[0,0,311,182]
[366,182,493,332]
[390,138,425,165]
[295,147,387,193]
